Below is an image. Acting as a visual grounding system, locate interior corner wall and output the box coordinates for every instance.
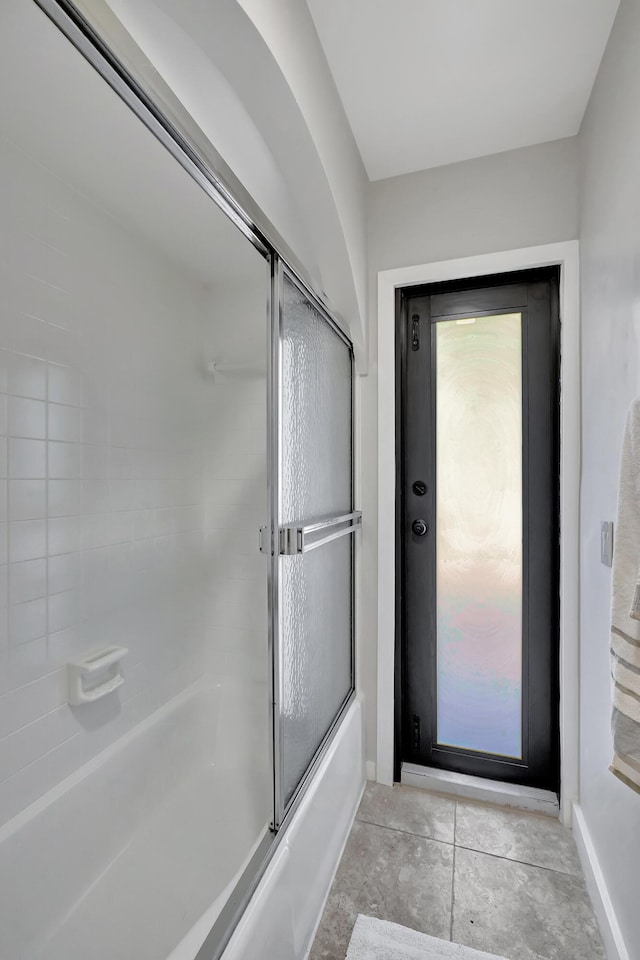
[362,137,579,775]
[577,0,640,953]
[235,0,369,358]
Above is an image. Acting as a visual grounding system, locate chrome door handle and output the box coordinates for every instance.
[279,511,362,555]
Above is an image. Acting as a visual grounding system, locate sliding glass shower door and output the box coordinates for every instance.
[269,267,358,827]
[3,3,359,956]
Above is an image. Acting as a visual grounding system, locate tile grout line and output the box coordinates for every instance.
[454,842,583,879]
[355,814,582,879]
[449,801,457,941]
[355,815,455,847]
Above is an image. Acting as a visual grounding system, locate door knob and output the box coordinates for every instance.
[411,519,428,537]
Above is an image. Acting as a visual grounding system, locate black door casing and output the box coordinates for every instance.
[396,269,560,792]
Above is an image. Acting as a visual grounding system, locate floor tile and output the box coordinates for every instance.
[452,846,606,960]
[455,800,582,876]
[310,819,454,960]
[356,782,456,843]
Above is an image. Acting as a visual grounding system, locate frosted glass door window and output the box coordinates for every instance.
[435,313,523,758]
[279,274,353,809]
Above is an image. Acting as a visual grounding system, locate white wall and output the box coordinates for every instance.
[577,0,640,951]
[363,138,579,771]
[203,283,268,691]
[368,138,579,276]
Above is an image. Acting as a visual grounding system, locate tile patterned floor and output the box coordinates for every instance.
[309,783,606,960]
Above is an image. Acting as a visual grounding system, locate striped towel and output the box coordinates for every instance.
[610,398,640,794]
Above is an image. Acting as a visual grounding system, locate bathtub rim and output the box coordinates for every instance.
[0,676,228,847]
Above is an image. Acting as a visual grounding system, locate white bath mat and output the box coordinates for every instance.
[346,916,510,960]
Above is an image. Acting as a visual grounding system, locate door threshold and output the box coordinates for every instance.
[401,763,560,818]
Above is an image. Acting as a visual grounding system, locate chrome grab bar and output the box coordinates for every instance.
[278,511,362,555]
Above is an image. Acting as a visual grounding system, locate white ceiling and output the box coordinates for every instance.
[307,0,620,181]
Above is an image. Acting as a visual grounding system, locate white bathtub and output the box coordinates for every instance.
[0,680,271,960]
[0,681,364,960]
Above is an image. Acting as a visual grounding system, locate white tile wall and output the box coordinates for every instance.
[0,135,268,828]
[203,285,269,689]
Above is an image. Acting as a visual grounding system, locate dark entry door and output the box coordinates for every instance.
[398,269,559,791]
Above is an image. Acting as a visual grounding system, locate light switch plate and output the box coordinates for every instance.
[601,521,614,567]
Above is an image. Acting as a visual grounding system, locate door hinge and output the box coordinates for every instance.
[411,314,420,351]
[412,714,421,751]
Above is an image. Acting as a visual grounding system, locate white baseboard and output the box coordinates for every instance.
[401,763,559,817]
[572,804,630,960]
[366,760,376,781]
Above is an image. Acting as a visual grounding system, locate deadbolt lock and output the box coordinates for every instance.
[411,519,428,537]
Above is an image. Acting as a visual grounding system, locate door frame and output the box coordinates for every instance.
[376,241,580,825]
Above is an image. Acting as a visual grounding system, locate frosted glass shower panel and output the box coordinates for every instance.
[280,276,352,524]
[435,313,523,759]
[279,274,353,809]
[280,537,352,805]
